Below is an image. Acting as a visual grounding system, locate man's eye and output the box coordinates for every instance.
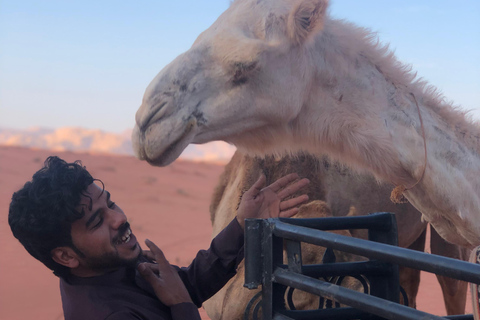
[93,218,103,229]
[108,202,116,209]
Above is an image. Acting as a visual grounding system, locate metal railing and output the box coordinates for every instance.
[243,212,479,320]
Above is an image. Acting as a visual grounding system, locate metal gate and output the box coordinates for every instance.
[243,212,480,320]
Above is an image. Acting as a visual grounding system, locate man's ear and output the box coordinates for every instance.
[287,0,329,45]
[51,247,80,269]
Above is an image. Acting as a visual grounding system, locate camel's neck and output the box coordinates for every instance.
[280,20,480,247]
[315,18,480,154]
[284,19,479,183]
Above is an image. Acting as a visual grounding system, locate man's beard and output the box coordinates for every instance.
[78,222,141,272]
[83,248,142,272]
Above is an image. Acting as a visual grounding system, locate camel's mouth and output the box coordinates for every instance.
[133,116,197,167]
[146,120,195,166]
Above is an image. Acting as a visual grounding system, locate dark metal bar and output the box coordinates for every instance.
[368,212,399,307]
[367,212,398,246]
[271,232,287,318]
[262,221,274,319]
[280,307,370,320]
[301,260,393,277]
[263,222,286,319]
[444,315,474,320]
[273,268,445,320]
[244,219,264,289]
[278,212,394,231]
[272,220,480,284]
[272,314,294,320]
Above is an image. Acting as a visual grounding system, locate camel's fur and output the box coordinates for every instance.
[133,0,480,247]
[203,151,469,319]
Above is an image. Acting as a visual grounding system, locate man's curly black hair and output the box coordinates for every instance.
[9,156,95,278]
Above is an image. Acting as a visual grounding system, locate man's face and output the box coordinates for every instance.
[69,182,141,276]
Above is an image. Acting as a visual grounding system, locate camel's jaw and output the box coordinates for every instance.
[132,116,198,167]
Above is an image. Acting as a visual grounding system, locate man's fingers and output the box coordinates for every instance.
[246,173,266,197]
[142,250,156,262]
[137,262,160,283]
[279,195,309,211]
[267,173,299,193]
[277,178,310,199]
[279,207,300,218]
[139,262,160,273]
[145,239,168,265]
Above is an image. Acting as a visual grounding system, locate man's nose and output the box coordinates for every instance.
[108,210,127,229]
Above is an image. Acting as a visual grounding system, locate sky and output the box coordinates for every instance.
[1,0,479,134]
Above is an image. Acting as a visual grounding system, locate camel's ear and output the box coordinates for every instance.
[51,247,80,269]
[287,0,328,45]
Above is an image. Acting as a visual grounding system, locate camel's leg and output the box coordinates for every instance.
[399,228,426,308]
[430,225,469,315]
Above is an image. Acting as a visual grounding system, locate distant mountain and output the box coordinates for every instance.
[0,127,236,163]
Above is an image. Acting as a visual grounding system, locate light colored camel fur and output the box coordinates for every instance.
[203,151,469,319]
[133,0,480,247]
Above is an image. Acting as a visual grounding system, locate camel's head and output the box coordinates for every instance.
[133,0,329,166]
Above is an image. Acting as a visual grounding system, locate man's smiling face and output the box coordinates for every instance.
[69,182,141,277]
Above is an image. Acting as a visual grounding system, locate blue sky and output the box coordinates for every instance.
[1,0,479,133]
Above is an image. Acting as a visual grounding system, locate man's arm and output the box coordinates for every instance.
[175,173,310,305]
[103,304,200,320]
[175,216,245,305]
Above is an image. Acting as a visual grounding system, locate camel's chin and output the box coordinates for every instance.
[132,117,197,167]
[144,143,184,167]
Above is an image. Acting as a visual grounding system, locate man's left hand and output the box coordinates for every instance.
[137,239,193,307]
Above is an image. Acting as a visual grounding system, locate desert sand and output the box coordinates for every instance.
[0,146,472,319]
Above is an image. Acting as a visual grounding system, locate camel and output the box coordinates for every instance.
[203,151,469,319]
[132,0,480,247]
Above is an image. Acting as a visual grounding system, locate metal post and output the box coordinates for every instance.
[244,218,265,289]
[368,212,400,313]
[262,220,285,319]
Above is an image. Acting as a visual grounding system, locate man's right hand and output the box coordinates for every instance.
[236,173,309,228]
[137,239,193,306]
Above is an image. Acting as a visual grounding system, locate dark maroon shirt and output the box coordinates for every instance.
[60,218,244,320]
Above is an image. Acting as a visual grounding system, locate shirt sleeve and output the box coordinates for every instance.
[175,217,245,306]
[105,311,143,319]
[170,302,202,320]
[104,303,201,320]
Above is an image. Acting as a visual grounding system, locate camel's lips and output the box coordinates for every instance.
[134,116,198,167]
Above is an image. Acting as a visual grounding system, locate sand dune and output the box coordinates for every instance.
[0,126,236,162]
[0,146,471,319]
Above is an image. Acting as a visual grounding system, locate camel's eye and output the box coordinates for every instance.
[232,61,258,85]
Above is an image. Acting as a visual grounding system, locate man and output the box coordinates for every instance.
[9,156,309,319]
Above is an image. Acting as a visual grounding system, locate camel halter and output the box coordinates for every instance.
[390,93,428,203]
